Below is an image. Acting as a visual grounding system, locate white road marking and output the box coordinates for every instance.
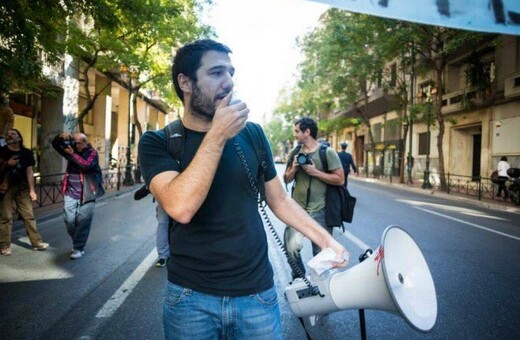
[95,249,156,318]
[340,228,372,251]
[413,206,520,241]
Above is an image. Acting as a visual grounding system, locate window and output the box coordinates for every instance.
[418,132,428,155]
[385,119,400,141]
[372,123,382,142]
[390,63,397,87]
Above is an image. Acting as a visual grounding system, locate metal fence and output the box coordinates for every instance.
[445,173,518,204]
[33,166,136,209]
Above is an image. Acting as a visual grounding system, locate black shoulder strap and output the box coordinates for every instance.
[163,119,185,163]
[243,122,267,203]
[285,144,302,193]
[319,144,329,173]
[244,123,267,172]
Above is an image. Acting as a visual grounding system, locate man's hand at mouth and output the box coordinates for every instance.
[209,93,250,143]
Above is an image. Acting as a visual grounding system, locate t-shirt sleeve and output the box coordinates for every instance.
[24,149,35,167]
[326,147,342,171]
[138,129,179,188]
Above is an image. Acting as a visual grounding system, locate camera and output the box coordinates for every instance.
[296,153,312,166]
[60,137,77,149]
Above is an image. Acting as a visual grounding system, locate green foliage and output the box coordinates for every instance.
[319,115,361,135]
[263,117,293,156]
[0,0,210,114]
[0,0,73,96]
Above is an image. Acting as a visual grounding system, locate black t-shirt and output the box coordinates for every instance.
[0,146,35,186]
[139,122,277,296]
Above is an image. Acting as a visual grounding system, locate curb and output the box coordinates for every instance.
[351,176,520,215]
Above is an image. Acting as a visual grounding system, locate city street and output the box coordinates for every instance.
[1,165,519,340]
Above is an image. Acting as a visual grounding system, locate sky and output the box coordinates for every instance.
[201,0,329,124]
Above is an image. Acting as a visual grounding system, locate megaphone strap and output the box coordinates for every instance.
[375,247,385,276]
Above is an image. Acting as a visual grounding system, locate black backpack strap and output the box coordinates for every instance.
[243,122,268,204]
[285,144,302,193]
[319,144,329,173]
[163,119,185,164]
[162,119,185,233]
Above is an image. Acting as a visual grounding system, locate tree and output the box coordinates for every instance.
[403,26,491,190]
[279,10,396,176]
[0,1,83,98]
[263,117,293,159]
[66,0,210,133]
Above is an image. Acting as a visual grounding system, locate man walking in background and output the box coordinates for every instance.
[338,142,357,188]
[283,117,345,279]
[52,132,104,259]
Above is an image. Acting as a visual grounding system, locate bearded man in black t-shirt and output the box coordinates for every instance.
[139,39,349,340]
[0,129,49,256]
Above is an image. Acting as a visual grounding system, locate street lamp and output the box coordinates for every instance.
[422,88,435,189]
[120,64,134,186]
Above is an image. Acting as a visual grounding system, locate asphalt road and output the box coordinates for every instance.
[1,164,519,339]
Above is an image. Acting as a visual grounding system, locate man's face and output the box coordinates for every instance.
[189,51,235,120]
[293,124,307,144]
[6,130,20,144]
[74,135,87,152]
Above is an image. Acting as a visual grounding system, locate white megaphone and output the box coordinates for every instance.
[285,225,437,333]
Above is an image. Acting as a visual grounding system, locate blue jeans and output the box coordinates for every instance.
[163,282,282,340]
[156,204,170,259]
[284,209,333,279]
[63,195,95,251]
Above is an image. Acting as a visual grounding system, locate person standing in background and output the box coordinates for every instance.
[0,129,49,256]
[496,156,511,200]
[134,184,170,267]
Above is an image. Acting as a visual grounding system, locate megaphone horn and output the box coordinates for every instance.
[285,225,437,333]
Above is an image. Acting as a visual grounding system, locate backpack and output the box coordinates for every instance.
[286,144,356,228]
[163,120,268,202]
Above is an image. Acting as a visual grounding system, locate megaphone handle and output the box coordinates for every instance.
[358,250,371,340]
[359,309,367,340]
[297,317,312,340]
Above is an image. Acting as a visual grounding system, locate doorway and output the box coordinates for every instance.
[472,134,481,181]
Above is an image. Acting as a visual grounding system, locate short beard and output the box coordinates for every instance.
[190,82,216,122]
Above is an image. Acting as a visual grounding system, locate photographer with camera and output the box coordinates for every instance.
[0,129,49,256]
[52,132,104,259]
[283,117,345,279]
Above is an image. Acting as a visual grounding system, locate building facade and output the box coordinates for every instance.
[7,55,172,180]
[328,35,520,185]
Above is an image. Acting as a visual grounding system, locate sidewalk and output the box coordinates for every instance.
[350,175,520,215]
[15,176,520,227]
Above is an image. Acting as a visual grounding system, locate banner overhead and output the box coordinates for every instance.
[310,0,520,35]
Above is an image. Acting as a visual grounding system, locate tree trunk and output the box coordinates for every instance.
[435,65,447,190]
[400,122,409,183]
[361,92,377,177]
[132,87,143,137]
